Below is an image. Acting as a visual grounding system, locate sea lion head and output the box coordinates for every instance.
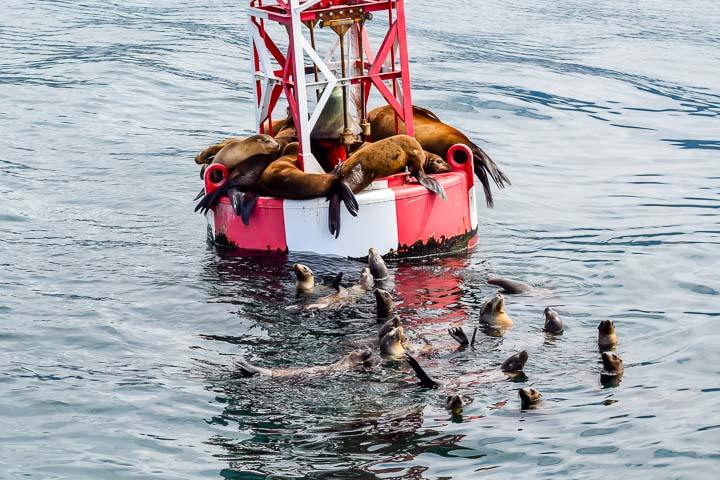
[374,288,395,319]
[340,349,374,369]
[501,350,529,372]
[598,320,618,349]
[424,151,452,174]
[519,387,542,409]
[368,247,389,280]
[359,267,374,290]
[601,351,624,374]
[378,315,402,339]
[247,134,282,155]
[380,326,406,357]
[446,394,470,415]
[480,293,514,327]
[292,263,314,292]
[543,307,563,334]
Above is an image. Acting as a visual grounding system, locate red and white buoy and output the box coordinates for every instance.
[205,0,478,258]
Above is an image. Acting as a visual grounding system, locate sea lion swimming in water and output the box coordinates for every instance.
[339,135,447,201]
[480,293,513,327]
[257,142,359,237]
[368,104,510,207]
[380,326,407,357]
[291,263,343,294]
[367,247,389,281]
[600,351,624,386]
[374,288,396,320]
[501,350,529,373]
[598,320,618,351]
[487,277,534,295]
[293,267,374,311]
[543,307,564,334]
[519,387,542,409]
[378,315,402,340]
[233,349,373,378]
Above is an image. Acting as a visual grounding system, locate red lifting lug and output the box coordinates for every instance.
[204,164,229,196]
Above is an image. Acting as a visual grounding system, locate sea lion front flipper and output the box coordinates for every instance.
[232,358,262,377]
[331,272,344,291]
[193,187,206,201]
[235,190,259,226]
[470,326,477,347]
[416,173,448,201]
[404,353,441,389]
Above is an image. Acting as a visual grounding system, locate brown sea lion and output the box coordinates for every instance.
[501,350,529,372]
[258,142,358,237]
[380,326,407,357]
[487,277,534,295]
[368,104,510,207]
[480,293,513,327]
[291,263,343,294]
[195,137,241,165]
[543,307,564,334]
[378,315,402,340]
[600,351,624,387]
[194,134,282,216]
[519,387,542,409]
[368,247,389,281]
[339,135,447,200]
[446,394,472,415]
[374,288,396,320]
[233,349,373,378]
[295,267,374,311]
[354,142,451,174]
[598,320,618,351]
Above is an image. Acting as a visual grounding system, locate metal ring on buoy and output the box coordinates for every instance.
[203,164,229,195]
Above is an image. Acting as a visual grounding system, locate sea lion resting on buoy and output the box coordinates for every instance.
[194,134,282,215]
[258,142,359,237]
[368,105,510,207]
[480,293,513,327]
[355,141,452,175]
[233,349,373,378]
[340,135,447,201]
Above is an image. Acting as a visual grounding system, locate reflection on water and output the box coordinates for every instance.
[2,0,720,478]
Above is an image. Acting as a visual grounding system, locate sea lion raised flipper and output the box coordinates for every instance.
[405,352,442,388]
[193,187,205,201]
[448,326,477,348]
[331,272,344,291]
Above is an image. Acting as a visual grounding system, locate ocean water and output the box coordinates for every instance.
[1,0,719,478]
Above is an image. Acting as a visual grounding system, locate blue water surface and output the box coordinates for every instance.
[1,1,719,478]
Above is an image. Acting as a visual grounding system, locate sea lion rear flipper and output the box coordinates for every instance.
[331,272,343,291]
[469,145,511,208]
[193,187,206,201]
[339,181,359,216]
[404,352,440,388]
[448,327,470,347]
[194,186,225,214]
[416,173,448,201]
[230,190,259,226]
[328,191,342,239]
[232,358,261,377]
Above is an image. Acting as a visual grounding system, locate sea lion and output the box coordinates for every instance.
[368,247,389,281]
[519,387,542,409]
[501,350,529,373]
[446,394,471,415]
[374,288,396,320]
[195,137,242,165]
[480,293,513,327]
[368,104,510,207]
[194,134,282,217]
[297,267,374,310]
[487,277,534,295]
[291,263,343,294]
[598,320,618,350]
[543,307,564,334]
[233,349,373,378]
[339,135,447,200]
[601,351,624,375]
[353,142,451,175]
[380,326,407,357]
[378,315,402,340]
[257,142,359,238]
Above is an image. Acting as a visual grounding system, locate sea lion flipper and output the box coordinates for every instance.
[193,187,206,202]
[232,358,261,377]
[331,272,343,291]
[404,352,440,388]
[470,326,477,347]
[328,191,342,239]
[416,173,448,201]
[239,190,259,225]
[339,181,359,217]
[448,327,470,347]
